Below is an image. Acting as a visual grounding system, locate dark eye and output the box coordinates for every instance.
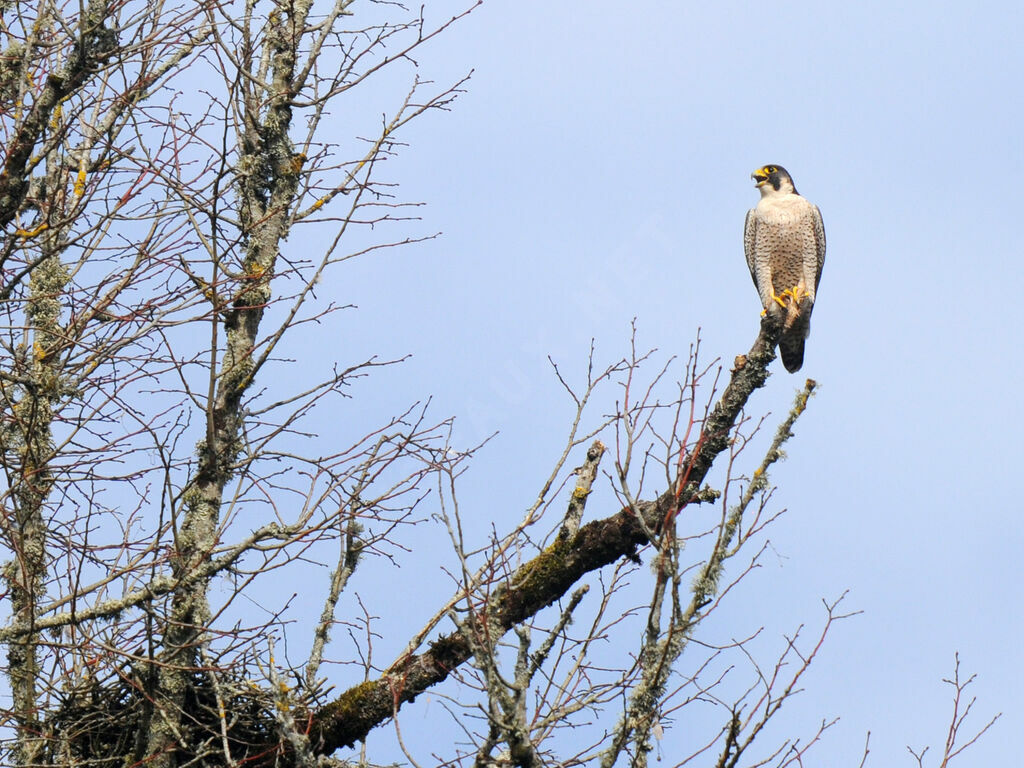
[766,166,777,173]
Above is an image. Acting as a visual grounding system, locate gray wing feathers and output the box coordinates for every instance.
[744,209,773,309]
[743,209,758,287]
[810,204,826,292]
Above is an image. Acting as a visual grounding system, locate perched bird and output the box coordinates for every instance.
[743,165,826,372]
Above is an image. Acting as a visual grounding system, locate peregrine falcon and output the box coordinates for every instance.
[743,165,826,373]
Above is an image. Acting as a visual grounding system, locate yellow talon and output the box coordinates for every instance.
[788,287,810,301]
[771,287,811,310]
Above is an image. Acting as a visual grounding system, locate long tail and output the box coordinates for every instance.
[779,333,805,373]
[779,295,813,373]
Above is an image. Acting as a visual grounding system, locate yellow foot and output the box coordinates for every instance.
[772,287,811,309]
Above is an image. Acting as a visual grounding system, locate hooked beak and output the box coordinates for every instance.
[751,168,769,187]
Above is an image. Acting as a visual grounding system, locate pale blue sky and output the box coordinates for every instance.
[294,1,1021,763]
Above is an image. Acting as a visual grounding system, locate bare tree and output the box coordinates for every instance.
[904,654,1001,768]
[0,2,997,767]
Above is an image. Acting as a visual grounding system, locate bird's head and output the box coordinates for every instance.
[751,164,797,196]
